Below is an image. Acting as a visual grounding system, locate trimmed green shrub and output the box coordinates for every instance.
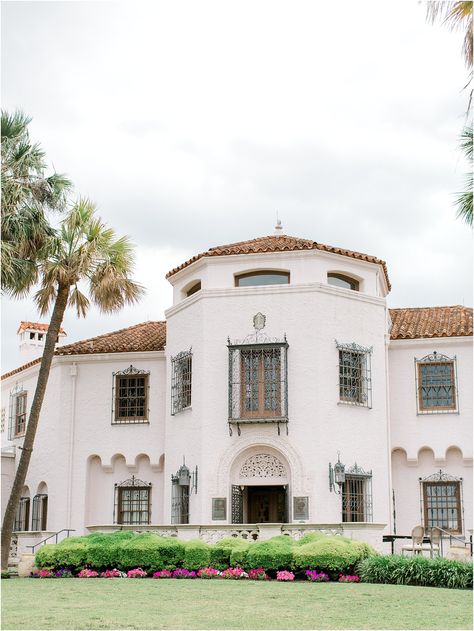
[117,534,185,571]
[293,535,375,577]
[295,532,326,546]
[358,555,473,590]
[183,540,211,570]
[36,540,90,570]
[246,538,294,571]
[211,537,251,570]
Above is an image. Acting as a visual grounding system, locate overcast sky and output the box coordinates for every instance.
[1,0,472,371]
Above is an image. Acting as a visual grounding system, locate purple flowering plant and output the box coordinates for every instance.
[172,568,197,579]
[305,570,330,582]
[153,569,173,578]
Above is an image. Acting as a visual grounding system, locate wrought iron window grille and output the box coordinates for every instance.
[341,463,373,523]
[228,334,289,436]
[14,497,30,532]
[31,494,48,531]
[171,349,192,415]
[419,470,463,534]
[111,365,150,424]
[8,385,27,439]
[1,407,5,434]
[170,462,196,524]
[335,341,372,408]
[414,352,459,415]
[113,476,151,525]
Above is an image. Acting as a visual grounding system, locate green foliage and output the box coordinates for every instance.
[293,535,375,576]
[211,537,252,570]
[246,538,294,571]
[117,534,185,571]
[358,555,473,590]
[183,540,211,570]
[295,532,325,546]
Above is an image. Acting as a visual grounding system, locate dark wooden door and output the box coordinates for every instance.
[248,486,286,522]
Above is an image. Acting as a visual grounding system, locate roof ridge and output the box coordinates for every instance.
[389,305,472,311]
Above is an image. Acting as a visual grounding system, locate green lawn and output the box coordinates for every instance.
[1,579,472,630]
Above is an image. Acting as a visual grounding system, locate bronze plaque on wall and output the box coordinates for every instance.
[212,497,227,520]
[293,496,309,520]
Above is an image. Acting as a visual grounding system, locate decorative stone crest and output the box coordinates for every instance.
[253,313,266,331]
[240,453,286,478]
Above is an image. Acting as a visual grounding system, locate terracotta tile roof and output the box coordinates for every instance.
[2,321,166,380]
[17,321,66,335]
[166,234,392,290]
[389,306,473,340]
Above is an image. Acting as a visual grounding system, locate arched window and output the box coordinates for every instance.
[14,488,30,532]
[235,271,290,287]
[32,494,48,531]
[186,281,201,297]
[327,273,359,291]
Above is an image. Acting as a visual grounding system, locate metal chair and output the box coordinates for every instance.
[401,525,432,556]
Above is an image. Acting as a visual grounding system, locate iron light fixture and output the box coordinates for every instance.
[329,452,346,494]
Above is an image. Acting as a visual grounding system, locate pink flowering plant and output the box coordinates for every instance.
[77,569,98,578]
[100,569,124,578]
[37,569,54,578]
[153,569,173,578]
[338,574,360,583]
[276,570,295,581]
[127,568,147,578]
[221,567,248,579]
[197,567,220,579]
[305,570,330,582]
[248,568,269,581]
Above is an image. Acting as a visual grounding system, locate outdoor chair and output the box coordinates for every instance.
[401,525,433,556]
[429,526,442,558]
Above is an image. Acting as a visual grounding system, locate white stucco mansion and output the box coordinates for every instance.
[1,232,472,555]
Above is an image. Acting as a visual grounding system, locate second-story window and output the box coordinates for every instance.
[336,341,372,408]
[171,350,192,415]
[415,352,458,414]
[8,387,27,439]
[112,366,150,424]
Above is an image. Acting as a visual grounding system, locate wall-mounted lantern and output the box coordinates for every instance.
[329,452,346,494]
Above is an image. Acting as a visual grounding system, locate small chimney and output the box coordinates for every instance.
[17,322,67,362]
[274,218,283,236]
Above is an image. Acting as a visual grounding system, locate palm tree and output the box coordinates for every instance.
[455,125,473,225]
[1,199,144,571]
[426,1,473,70]
[1,110,71,294]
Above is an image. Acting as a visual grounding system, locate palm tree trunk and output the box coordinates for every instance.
[1,282,70,571]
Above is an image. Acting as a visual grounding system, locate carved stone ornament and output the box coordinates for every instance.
[240,453,286,478]
[253,313,266,331]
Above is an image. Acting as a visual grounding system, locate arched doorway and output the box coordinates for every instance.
[230,448,290,524]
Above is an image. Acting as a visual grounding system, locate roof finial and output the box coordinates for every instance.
[274,212,283,236]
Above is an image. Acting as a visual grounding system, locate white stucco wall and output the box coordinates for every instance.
[389,337,473,536]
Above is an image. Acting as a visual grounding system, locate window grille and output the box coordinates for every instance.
[228,337,288,435]
[14,497,30,532]
[341,464,373,522]
[415,352,458,414]
[1,407,5,433]
[8,386,27,439]
[112,365,150,423]
[171,350,192,415]
[420,470,462,534]
[114,476,151,525]
[31,494,48,531]
[336,341,372,408]
[171,478,190,524]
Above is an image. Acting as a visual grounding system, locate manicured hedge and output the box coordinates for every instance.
[183,540,211,570]
[245,536,294,571]
[293,535,374,577]
[358,555,473,590]
[36,531,375,576]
